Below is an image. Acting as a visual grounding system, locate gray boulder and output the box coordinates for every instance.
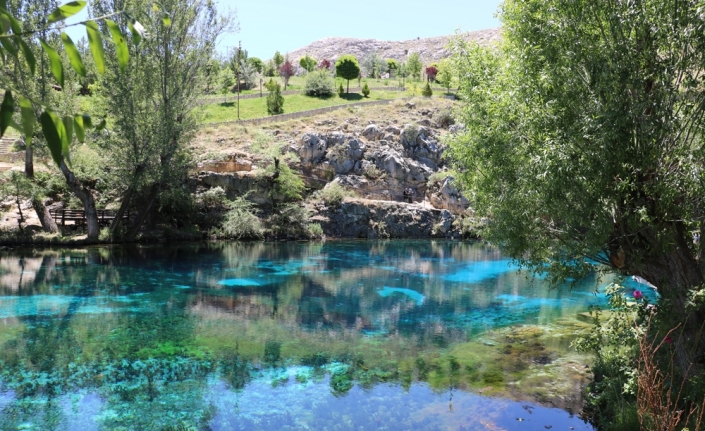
[299,132,327,163]
[361,124,383,141]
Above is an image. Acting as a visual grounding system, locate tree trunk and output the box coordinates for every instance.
[31,198,59,233]
[623,226,705,377]
[59,161,100,242]
[110,186,134,233]
[125,186,159,241]
[25,145,60,234]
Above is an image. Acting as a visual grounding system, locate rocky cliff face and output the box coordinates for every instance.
[196,99,475,239]
[285,28,501,65]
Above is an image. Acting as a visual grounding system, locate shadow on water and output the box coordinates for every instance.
[0,241,600,430]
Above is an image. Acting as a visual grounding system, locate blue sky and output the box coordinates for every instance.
[67,0,502,59]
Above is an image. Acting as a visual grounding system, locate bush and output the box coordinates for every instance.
[422,82,433,97]
[266,81,284,115]
[219,195,264,239]
[315,182,356,207]
[362,82,370,98]
[307,223,324,238]
[434,108,455,128]
[197,187,228,213]
[338,83,345,97]
[268,203,311,238]
[304,70,335,97]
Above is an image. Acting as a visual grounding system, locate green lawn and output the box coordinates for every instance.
[197,90,414,124]
[198,75,454,102]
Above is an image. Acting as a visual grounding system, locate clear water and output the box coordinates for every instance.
[0,241,652,430]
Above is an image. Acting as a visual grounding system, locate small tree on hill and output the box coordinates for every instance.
[266,81,284,115]
[318,59,332,70]
[407,52,422,80]
[362,82,370,98]
[335,55,361,93]
[438,59,453,94]
[299,55,317,73]
[386,59,399,76]
[422,82,433,97]
[248,57,264,74]
[279,59,295,90]
[425,66,438,82]
[273,51,284,71]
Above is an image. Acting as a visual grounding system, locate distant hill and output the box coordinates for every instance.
[284,28,501,66]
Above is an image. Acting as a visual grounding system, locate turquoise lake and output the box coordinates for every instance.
[0,240,653,430]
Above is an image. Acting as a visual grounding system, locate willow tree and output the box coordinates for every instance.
[448,0,705,375]
[91,0,235,239]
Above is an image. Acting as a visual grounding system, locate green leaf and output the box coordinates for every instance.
[105,20,128,73]
[62,115,73,166]
[162,15,171,27]
[0,7,21,34]
[39,111,64,167]
[47,1,86,24]
[0,90,13,138]
[17,38,36,74]
[0,34,17,57]
[18,96,34,147]
[61,31,86,77]
[40,39,64,88]
[73,114,85,143]
[123,13,145,46]
[84,20,105,75]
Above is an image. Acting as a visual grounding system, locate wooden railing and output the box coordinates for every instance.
[49,209,131,228]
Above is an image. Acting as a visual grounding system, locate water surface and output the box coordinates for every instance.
[0,241,632,430]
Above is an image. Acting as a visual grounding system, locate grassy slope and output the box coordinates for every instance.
[197,89,418,124]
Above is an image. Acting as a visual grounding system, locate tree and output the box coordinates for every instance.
[0,0,151,240]
[218,67,235,98]
[407,52,422,80]
[448,0,705,382]
[248,57,264,74]
[318,59,331,70]
[335,55,360,94]
[299,54,316,73]
[360,52,382,79]
[386,59,398,76]
[272,51,284,72]
[92,0,234,240]
[361,82,370,98]
[421,82,432,97]
[437,59,453,94]
[425,66,438,83]
[279,58,295,90]
[266,80,284,115]
[397,62,408,87]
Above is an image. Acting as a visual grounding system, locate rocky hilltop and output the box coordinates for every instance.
[284,28,501,64]
[195,98,477,240]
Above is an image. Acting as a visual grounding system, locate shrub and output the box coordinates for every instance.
[422,82,433,97]
[268,203,311,238]
[315,182,356,207]
[338,83,345,97]
[266,81,284,115]
[219,195,264,239]
[434,108,455,128]
[304,70,335,97]
[307,223,324,238]
[362,82,370,98]
[197,187,228,213]
[363,164,385,180]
